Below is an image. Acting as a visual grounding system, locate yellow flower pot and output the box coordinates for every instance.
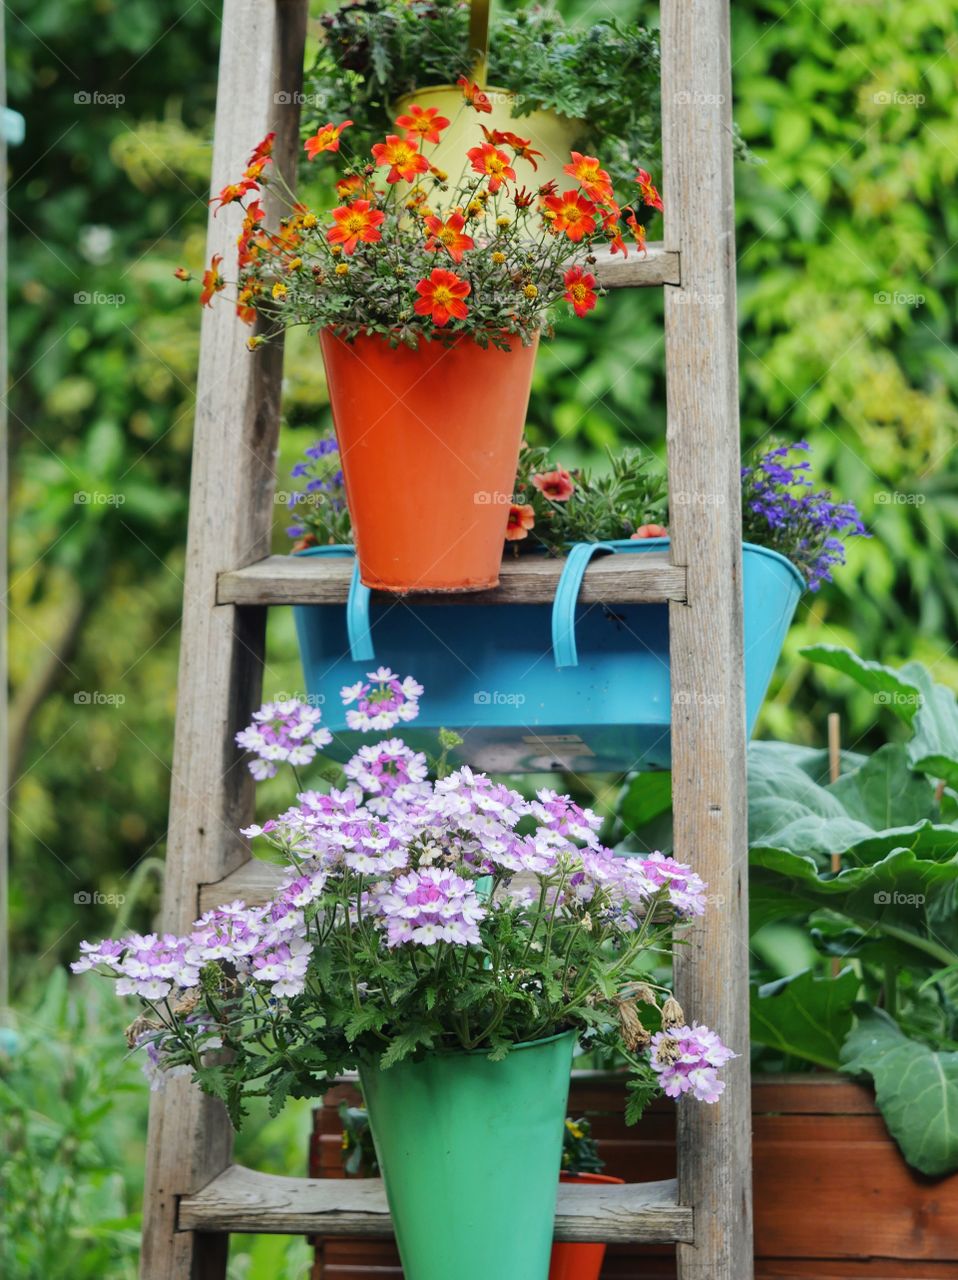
[392,83,582,213]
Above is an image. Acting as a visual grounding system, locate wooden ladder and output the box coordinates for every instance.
[141,0,752,1275]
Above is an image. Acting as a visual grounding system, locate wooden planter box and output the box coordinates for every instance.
[309,1073,958,1279]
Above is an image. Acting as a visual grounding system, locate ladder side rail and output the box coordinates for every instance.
[140,2,308,1276]
[660,2,754,1277]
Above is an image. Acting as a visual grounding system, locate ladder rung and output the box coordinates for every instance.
[218,552,687,608]
[593,242,680,288]
[178,1165,693,1244]
[200,860,281,912]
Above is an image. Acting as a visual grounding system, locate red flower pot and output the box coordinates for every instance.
[320,328,539,594]
[549,1172,626,1280]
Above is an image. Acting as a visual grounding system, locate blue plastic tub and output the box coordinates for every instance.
[293,538,804,773]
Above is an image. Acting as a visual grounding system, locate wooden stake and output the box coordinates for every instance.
[828,713,842,976]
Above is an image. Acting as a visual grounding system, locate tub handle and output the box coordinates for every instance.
[345,560,375,663]
[552,541,661,669]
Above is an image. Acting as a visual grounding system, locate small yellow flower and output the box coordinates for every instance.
[272,282,287,300]
[335,263,350,276]
[246,335,265,351]
[466,201,483,218]
[287,257,303,271]
[302,212,318,229]
[522,283,538,299]
[432,168,448,182]
[496,216,511,229]
[330,245,343,256]
[491,251,506,265]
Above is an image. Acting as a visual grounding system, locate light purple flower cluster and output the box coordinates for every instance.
[72,893,315,1003]
[74,673,735,1108]
[649,1023,737,1103]
[741,441,868,590]
[235,699,332,780]
[341,667,423,732]
[343,738,429,812]
[370,866,485,946]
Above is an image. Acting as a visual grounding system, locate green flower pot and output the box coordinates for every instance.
[359,1031,576,1280]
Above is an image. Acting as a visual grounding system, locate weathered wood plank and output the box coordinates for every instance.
[594,242,681,289]
[660,2,753,1278]
[199,859,283,913]
[179,1166,693,1244]
[140,4,309,1279]
[218,551,687,606]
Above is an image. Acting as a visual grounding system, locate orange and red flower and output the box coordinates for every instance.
[243,156,271,183]
[413,268,471,326]
[601,207,627,258]
[563,152,615,205]
[625,209,648,255]
[457,76,493,113]
[371,134,430,184]
[326,199,386,255]
[335,174,368,200]
[422,211,475,264]
[466,143,516,193]
[395,104,450,146]
[631,524,668,539]
[532,468,575,502]
[248,132,275,163]
[563,266,598,318]
[209,179,258,214]
[505,503,535,541]
[635,168,663,212]
[200,254,225,307]
[480,126,543,170]
[304,120,353,160]
[236,283,259,325]
[543,189,598,242]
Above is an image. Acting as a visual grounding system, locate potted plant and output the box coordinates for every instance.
[73,679,733,1280]
[304,0,662,195]
[550,1116,624,1280]
[196,106,658,594]
[285,440,867,772]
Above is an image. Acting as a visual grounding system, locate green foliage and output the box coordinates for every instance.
[560,1115,604,1174]
[841,1008,958,1178]
[749,647,958,1172]
[304,0,661,181]
[0,971,146,1279]
[510,442,667,552]
[751,967,859,1070]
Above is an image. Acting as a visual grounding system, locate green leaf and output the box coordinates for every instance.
[267,1071,296,1119]
[841,1006,958,1176]
[899,663,958,790]
[751,967,859,1068]
[831,744,937,831]
[750,844,958,966]
[801,645,922,722]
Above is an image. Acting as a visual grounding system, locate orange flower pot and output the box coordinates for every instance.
[549,1172,626,1280]
[320,328,539,593]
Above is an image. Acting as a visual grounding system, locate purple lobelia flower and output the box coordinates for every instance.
[740,441,868,590]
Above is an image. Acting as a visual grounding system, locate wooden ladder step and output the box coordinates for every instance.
[178,1166,693,1244]
[591,242,680,289]
[218,551,687,608]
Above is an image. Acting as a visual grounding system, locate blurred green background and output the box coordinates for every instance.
[4,0,958,1273]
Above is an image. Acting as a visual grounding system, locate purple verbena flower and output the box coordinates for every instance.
[235,699,332,779]
[340,668,423,732]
